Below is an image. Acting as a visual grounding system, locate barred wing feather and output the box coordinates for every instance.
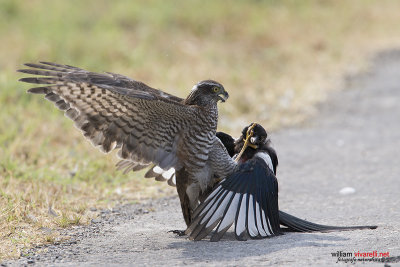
[19,62,197,172]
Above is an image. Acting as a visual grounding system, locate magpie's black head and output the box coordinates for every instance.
[236,123,268,149]
[234,123,278,173]
[234,123,269,158]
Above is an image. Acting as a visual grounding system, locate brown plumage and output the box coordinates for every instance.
[19,62,237,226]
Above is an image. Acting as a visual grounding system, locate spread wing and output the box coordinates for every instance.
[115,160,176,186]
[18,62,195,170]
[185,153,281,241]
[130,131,236,187]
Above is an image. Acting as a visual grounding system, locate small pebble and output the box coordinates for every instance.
[91,218,102,224]
[339,187,356,195]
[114,187,122,195]
[101,209,111,214]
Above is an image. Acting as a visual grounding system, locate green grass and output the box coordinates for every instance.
[1,0,400,260]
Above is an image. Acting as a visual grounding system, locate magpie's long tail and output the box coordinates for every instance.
[279,210,377,232]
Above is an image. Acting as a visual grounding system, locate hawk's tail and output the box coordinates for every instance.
[279,210,377,232]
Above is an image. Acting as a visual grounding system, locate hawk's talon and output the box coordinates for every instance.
[235,123,258,162]
[168,229,186,236]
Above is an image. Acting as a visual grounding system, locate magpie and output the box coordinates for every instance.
[185,123,377,241]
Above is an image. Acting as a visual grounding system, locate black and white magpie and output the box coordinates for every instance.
[185,123,377,241]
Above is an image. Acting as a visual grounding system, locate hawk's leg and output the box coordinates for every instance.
[168,168,190,236]
[176,168,194,226]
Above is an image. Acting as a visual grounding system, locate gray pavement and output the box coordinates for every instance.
[5,50,400,266]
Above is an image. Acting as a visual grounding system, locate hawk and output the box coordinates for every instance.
[19,62,237,214]
[185,123,378,241]
[116,131,238,227]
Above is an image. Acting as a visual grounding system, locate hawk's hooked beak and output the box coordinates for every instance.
[218,91,229,102]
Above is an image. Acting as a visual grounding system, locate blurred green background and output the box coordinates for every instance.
[1,0,400,260]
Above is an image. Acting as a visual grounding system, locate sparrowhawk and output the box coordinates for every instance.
[19,62,237,217]
[185,123,378,241]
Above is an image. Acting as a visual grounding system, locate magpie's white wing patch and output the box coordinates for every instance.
[186,152,281,241]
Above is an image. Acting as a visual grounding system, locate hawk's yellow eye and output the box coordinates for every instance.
[213,86,219,93]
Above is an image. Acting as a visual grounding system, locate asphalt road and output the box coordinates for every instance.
[5,50,400,266]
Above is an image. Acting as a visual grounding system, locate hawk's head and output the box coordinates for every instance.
[184,80,229,106]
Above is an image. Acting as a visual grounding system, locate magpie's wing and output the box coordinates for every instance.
[215,131,235,157]
[186,153,281,241]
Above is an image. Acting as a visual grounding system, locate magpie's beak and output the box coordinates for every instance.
[218,91,229,102]
[247,136,258,149]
